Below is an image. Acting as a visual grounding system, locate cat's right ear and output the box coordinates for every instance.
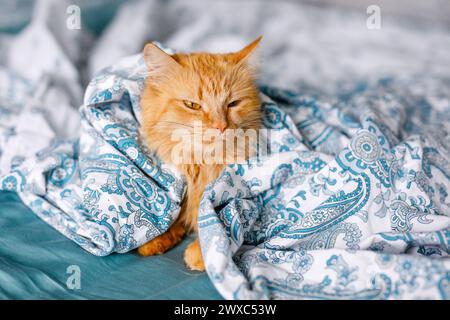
[143,43,181,78]
[232,36,262,65]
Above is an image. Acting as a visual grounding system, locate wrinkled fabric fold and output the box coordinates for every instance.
[0,54,184,256]
[198,85,450,300]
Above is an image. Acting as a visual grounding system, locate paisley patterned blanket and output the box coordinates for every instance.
[199,82,450,299]
[1,51,450,299]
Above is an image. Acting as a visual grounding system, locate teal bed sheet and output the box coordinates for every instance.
[0,191,221,299]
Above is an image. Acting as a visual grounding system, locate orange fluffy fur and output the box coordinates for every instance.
[137,37,262,271]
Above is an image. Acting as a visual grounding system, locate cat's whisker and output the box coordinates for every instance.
[151,123,194,131]
[241,119,262,128]
[159,121,194,128]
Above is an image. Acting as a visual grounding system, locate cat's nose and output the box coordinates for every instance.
[214,123,227,133]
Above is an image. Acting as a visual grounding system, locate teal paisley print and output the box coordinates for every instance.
[1,50,449,299]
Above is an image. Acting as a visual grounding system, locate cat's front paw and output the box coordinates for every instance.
[184,239,205,271]
[138,223,185,256]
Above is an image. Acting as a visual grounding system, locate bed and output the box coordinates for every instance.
[1,0,449,300]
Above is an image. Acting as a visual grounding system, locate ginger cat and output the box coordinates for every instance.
[138,37,262,271]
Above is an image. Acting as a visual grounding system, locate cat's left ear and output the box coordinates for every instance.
[143,43,181,79]
[232,36,262,65]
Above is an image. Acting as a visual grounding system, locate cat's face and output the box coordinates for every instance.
[140,38,262,165]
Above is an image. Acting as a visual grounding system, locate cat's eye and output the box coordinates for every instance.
[227,100,241,108]
[183,100,201,110]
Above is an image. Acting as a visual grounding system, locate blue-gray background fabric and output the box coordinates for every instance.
[0,191,221,299]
